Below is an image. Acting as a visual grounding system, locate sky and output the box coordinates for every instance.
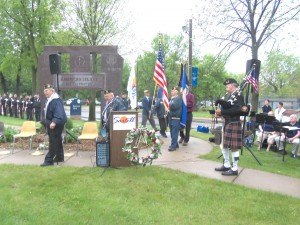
[121,0,300,74]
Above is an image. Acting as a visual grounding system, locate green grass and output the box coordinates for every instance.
[0,164,299,225]
[191,130,300,179]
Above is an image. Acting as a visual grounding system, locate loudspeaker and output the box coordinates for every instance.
[246,59,261,78]
[49,54,61,74]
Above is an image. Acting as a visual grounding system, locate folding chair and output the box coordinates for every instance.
[77,122,98,155]
[12,121,36,154]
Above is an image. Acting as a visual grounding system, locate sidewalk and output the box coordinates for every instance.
[0,135,299,199]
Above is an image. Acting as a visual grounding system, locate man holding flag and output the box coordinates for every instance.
[179,65,195,146]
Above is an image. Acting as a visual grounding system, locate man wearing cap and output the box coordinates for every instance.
[40,84,67,166]
[168,87,182,151]
[141,90,158,130]
[214,78,246,175]
[101,90,126,135]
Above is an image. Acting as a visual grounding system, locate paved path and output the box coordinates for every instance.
[0,135,299,199]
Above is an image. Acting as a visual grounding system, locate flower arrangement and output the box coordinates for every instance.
[122,127,161,166]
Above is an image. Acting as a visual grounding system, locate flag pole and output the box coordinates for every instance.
[150,84,158,119]
[135,60,138,112]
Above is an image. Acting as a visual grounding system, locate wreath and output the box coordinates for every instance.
[122,127,162,166]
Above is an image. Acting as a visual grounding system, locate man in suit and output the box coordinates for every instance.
[101,90,126,136]
[154,97,167,137]
[141,90,157,130]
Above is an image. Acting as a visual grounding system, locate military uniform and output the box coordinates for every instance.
[12,95,18,118]
[33,96,41,121]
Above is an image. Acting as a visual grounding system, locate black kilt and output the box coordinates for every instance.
[223,121,242,151]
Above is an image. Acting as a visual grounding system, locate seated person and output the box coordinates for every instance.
[274,114,300,155]
[255,111,275,151]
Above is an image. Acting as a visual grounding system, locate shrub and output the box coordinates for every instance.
[65,125,82,143]
[0,127,19,143]
[65,118,73,130]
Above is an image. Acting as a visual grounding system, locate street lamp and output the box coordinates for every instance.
[182,19,192,89]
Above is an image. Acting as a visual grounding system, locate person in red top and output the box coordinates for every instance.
[179,87,195,146]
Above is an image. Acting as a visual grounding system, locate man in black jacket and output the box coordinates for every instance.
[214,78,248,176]
[40,84,67,167]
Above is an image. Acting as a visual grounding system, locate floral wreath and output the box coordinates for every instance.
[122,127,161,166]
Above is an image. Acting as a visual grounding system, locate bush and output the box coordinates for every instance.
[65,125,82,143]
[0,127,18,143]
[65,118,73,130]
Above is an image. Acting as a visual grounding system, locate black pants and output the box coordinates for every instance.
[44,124,64,163]
[158,117,167,135]
[35,110,41,121]
[180,112,193,143]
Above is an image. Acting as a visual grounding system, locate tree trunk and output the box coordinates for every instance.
[16,63,21,96]
[31,66,37,94]
[0,72,8,93]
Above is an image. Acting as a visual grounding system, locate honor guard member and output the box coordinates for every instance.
[18,95,25,119]
[7,94,13,117]
[121,92,130,111]
[154,96,168,138]
[33,94,41,121]
[26,95,34,120]
[12,93,19,118]
[168,87,182,151]
[101,90,126,136]
[1,93,7,116]
[141,90,158,130]
[179,86,195,146]
[214,78,248,176]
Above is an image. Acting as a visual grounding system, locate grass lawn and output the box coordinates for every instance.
[191,130,300,179]
[0,164,299,225]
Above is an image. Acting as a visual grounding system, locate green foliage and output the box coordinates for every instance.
[65,118,74,130]
[0,127,18,143]
[65,126,82,143]
[260,50,300,98]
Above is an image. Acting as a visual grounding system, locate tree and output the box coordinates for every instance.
[196,0,300,111]
[0,0,62,93]
[65,0,127,121]
[260,50,300,98]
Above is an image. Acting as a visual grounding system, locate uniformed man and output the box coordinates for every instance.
[7,94,13,117]
[214,78,248,176]
[168,87,182,151]
[33,94,41,121]
[26,95,34,120]
[18,95,25,119]
[1,93,7,116]
[12,93,19,118]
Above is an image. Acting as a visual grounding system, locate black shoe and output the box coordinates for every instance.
[168,147,176,151]
[222,169,238,176]
[179,138,184,144]
[40,162,54,167]
[291,153,297,158]
[215,165,231,172]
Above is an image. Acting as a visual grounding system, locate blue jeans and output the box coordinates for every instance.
[169,118,180,148]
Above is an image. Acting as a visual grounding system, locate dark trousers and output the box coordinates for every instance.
[141,114,157,130]
[169,118,180,148]
[2,106,6,116]
[180,112,193,143]
[158,117,167,135]
[45,124,64,163]
[12,106,18,118]
[35,110,41,121]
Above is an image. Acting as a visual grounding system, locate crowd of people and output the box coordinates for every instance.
[0,93,41,121]
[255,100,300,158]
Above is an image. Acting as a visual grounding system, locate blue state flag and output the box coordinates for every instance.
[180,66,188,128]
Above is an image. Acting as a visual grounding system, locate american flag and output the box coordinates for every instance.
[153,44,169,110]
[246,67,259,93]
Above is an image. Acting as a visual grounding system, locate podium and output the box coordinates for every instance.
[109,111,138,167]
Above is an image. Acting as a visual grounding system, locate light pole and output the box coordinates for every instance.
[182,19,192,89]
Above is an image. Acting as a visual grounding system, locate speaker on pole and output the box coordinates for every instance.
[49,54,61,74]
[246,59,261,78]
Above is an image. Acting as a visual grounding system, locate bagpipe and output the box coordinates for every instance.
[214,65,256,118]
